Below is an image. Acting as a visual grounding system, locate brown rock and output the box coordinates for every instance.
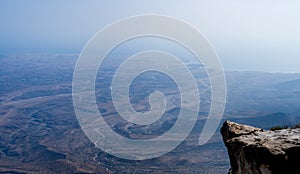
[221,121,300,174]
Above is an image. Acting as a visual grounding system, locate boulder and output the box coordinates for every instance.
[221,121,300,174]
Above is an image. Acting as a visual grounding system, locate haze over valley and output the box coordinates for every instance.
[1,54,300,173]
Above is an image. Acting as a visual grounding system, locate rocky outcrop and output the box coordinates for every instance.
[221,121,300,174]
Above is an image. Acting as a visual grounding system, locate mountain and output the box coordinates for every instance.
[1,54,300,173]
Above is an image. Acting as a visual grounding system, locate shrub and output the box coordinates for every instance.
[270,125,288,131]
[291,124,300,129]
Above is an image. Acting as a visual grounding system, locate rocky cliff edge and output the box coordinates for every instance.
[221,121,300,174]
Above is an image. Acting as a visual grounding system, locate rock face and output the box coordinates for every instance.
[221,121,300,174]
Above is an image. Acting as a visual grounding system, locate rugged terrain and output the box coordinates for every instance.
[1,54,300,173]
[221,121,300,174]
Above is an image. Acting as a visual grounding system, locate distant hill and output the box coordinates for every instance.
[230,112,298,130]
[273,79,300,90]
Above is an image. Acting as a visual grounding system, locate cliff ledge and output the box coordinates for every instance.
[221,121,300,174]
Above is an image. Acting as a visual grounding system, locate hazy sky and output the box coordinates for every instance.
[1,0,300,72]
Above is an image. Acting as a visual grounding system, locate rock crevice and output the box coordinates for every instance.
[221,121,300,174]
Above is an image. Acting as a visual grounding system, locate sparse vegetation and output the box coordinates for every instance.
[270,123,300,131]
[291,124,300,129]
[270,125,288,131]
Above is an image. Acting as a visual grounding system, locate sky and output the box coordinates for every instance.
[0,0,300,72]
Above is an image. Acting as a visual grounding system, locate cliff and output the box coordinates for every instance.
[221,121,300,174]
